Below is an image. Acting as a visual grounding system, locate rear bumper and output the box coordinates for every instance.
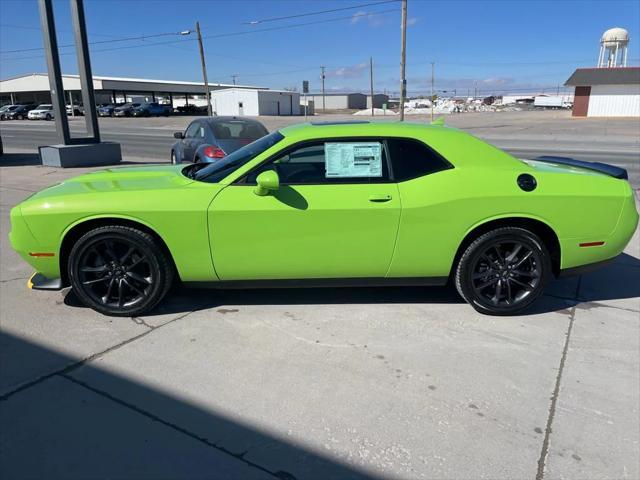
[28,272,63,291]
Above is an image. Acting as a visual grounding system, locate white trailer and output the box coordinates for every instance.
[534,95,573,108]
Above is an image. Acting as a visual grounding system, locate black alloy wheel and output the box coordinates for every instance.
[45,113,51,121]
[69,226,173,316]
[455,227,551,315]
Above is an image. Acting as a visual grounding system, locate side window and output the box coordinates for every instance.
[388,138,452,181]
[184,122,200,138]
[246,140,389,184]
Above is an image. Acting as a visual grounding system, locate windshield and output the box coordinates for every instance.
[191,131,284,183]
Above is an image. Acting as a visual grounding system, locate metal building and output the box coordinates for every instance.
[210,88,300,116]
[0,73,264,109]
[366,94,390,109]
[565,68,640,117]
[303,93,367,110]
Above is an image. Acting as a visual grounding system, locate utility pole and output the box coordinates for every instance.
[232,75,237,85]
[399,0,407,121]
[370,57,374,116]
[320,65,326,112]
[195,21,212,116]
[430,61,434,122]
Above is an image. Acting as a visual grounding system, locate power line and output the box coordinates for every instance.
[201,9,399,41]
[0,30,190,54]
[242,0,399,24]
[1,8,399,60]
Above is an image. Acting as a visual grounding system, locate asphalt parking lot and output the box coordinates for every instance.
[1,111,639,479]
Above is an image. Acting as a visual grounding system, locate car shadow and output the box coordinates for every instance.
[64,253,640,317]
[0,331,384,479]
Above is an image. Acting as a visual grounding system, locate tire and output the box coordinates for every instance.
[16,114,24,120]
[45,114,51,121]
[170,150,178,164]
[68,225,174,317]
[455,227,552,316]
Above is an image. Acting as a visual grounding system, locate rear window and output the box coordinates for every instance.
[388,138,453,181]
[211,121,267,140]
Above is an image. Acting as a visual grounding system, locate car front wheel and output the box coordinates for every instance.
[455,227,552,315]
[68,225,174,316]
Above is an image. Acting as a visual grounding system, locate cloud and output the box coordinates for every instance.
[351,11,367,24]
[407,17,419,26]
[350,10,385,27]
[326,62,368,79]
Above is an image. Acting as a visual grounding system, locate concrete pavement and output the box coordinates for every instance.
[1,111,639,478]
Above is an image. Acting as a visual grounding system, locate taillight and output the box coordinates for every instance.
[204,146,225,158]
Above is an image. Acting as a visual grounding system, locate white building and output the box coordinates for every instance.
[0,73,264,109]
[210,88,300,116]
[564,67,640,117]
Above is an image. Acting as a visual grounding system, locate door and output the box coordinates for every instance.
[572,86,590,117]
[209,140,401,280]
[182,121,203,162]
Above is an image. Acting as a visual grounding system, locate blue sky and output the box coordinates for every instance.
[1,0,639,95]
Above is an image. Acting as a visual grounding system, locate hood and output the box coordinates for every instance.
[27,165,193,202]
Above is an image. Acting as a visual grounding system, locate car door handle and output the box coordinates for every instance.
[368,194,392,203]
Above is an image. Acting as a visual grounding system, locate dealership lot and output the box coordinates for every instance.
[1,111,639,479]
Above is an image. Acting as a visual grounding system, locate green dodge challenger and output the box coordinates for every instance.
[9,121,638,316]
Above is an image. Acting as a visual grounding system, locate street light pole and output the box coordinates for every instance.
[399,0,407,121]
[370,57,374,117]
[195,21,212,116]
[320,65,326,112]
[430,61,434,123]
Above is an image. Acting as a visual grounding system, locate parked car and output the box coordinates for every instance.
[10,122,638,317]
[131,102,171,117]
[97,103,124,117]
[171,117,268,164]
[175,104,207,114]
[3,104,36,120]
[28,104,54,121]
[113,103,141,117]
[0,105,18,120]
[66,104,84,116]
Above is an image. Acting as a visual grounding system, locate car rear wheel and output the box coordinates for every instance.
[45,114,51,121]
[455,227,551,315]
[68,225,173,317]
[16,114,24,120]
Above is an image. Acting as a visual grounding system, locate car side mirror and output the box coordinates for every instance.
[173,132,184,139]
[254,170,279,196]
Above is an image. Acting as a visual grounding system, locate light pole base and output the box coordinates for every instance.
[38,142,122,168]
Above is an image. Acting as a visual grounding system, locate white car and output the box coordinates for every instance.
[28,104,54,121]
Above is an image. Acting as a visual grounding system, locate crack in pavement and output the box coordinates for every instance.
[60,374,287,479]
[0,276,29,284]
[535,276,582,480]
[0,310,195,401]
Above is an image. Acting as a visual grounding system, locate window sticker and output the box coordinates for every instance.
[325,142,383,178]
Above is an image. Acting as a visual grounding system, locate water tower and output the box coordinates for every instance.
[598,27,629,68]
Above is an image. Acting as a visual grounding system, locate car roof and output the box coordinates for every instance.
[201,116,263,125]
[278,121,462,142]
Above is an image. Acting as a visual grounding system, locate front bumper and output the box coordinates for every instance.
[28,272,63,291]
